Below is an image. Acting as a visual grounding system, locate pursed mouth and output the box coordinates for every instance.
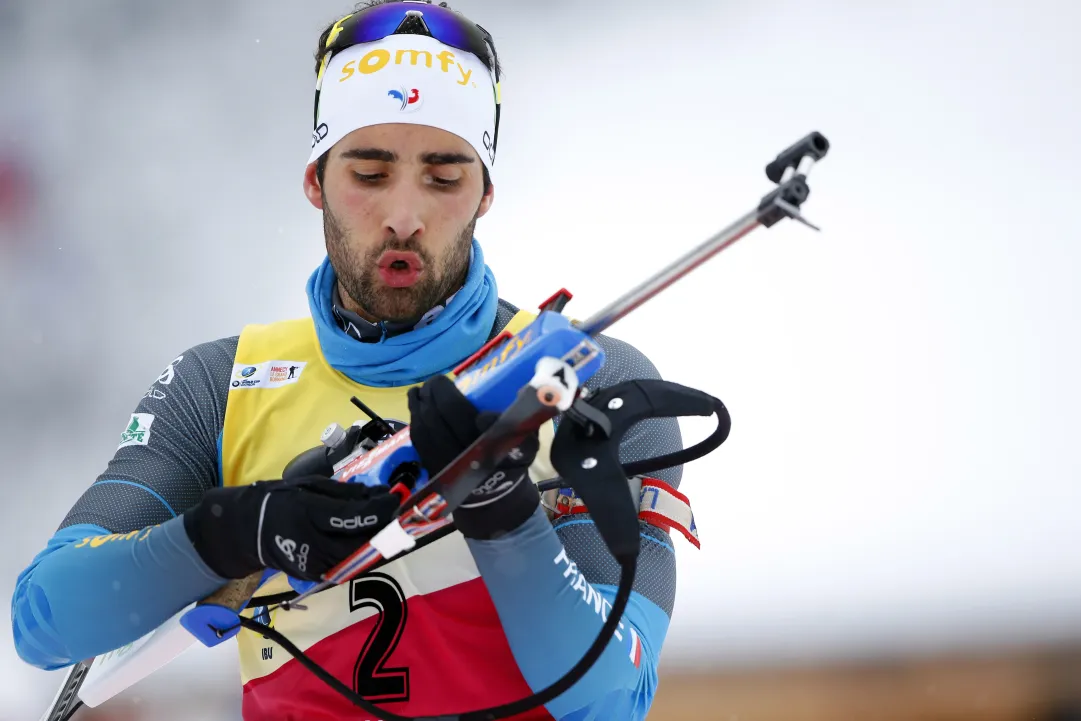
[377,251,424,273]
[375,250,425,288]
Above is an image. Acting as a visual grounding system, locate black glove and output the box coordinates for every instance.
[183,475,400,581]
[407,374,540,539]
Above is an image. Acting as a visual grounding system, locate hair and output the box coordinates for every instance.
[313,0,496,196]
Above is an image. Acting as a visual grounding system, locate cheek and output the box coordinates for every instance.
[331,184,377,224]
[326,191,384,256]
[435,192,481,236]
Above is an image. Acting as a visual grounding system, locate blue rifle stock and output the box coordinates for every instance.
[340,309,605,490]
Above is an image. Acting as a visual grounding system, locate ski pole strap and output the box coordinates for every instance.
[547,377,727,559]
[547,476,701,548]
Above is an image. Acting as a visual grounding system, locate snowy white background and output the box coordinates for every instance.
[1,0,1079,718]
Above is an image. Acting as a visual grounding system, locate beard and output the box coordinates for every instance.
[323,201,478,324]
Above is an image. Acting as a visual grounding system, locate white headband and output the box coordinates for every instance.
[307,34,498,175]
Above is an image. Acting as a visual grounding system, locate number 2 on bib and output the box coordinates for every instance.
[349,573,411,702]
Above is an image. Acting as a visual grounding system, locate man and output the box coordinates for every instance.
[12,2,695,719]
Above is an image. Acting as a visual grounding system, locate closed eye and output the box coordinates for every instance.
[353,172,385,184]
[351,172,461,189]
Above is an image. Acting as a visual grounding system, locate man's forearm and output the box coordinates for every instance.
[465,507,671,721]
[11,515,227,670]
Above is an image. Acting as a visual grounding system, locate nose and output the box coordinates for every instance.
[381,181,426,242]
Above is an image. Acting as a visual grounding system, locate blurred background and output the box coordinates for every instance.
[2,0,1080,719]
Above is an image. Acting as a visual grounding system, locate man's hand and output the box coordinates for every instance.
[407,374,540,539]
[183,475,400,581]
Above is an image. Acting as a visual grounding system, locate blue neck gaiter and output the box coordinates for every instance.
[306,238,499,387]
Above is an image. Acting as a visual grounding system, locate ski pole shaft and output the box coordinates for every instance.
[577,208,762,337]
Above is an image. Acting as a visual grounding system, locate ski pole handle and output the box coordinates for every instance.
[201,571,264,609]
[181,570,266,647]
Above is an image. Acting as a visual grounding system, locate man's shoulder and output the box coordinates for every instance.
[489,297,522,340]
[182,334,241,361]
[590,332,661,386]
[164,315,316,388]
[141,335,240,405]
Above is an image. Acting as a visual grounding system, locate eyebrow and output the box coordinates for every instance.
[340,147,396,162]
[339,148,475,166]
[421,152,475,166]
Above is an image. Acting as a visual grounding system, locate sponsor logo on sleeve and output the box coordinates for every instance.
[143,355,184,400]
[118,413,155,449]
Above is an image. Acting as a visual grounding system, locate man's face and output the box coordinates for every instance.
[304,123,493,324]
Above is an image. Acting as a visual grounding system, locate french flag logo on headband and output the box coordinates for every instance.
[387,87,423,113]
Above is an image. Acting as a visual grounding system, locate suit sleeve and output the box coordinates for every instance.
[58,339,237,530]
[466,333,689,721]
[11,338,238,670]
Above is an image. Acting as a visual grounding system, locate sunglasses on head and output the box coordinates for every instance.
[314,1,502,163]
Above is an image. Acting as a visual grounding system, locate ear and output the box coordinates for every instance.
[476,181,495,219]
[303,161,324,210]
